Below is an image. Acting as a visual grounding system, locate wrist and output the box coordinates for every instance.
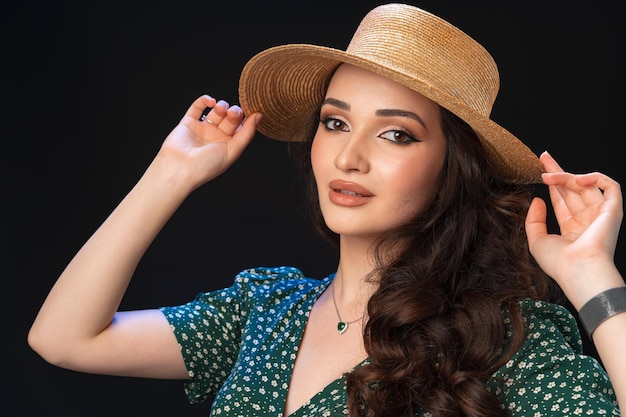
[578,286,626,338]
[145,154,199,197]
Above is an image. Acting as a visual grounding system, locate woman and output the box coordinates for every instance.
[28,4,624,416]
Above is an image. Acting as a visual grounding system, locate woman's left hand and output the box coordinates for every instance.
[525,151,625,310]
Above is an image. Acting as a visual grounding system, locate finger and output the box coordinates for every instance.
[219,105,245,134]
[544,172,607,209]
[576,173,624,216]
[540,152,590,215]
[182,95,216,122]
[539,151,564,173]
[227,113,263,160]
[202,100,229,126]
[576,172,619,194]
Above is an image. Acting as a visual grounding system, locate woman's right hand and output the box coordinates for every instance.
[157,94,262,190]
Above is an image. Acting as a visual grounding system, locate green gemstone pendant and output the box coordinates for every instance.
[338,321,348,334]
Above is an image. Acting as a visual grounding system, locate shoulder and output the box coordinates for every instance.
[496,298,587,378]
[517,298,583,354]
[229,266,329,302]
[496,298,585,377]
[233,266,323,290]
[234,266,307,283]
[174,266,328,310]
[492,299,619,413]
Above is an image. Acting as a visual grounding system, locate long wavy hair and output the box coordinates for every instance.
[291,106,559,416]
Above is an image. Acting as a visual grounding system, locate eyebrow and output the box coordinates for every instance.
[322,98,427,129]
[376,109,426,129]
[322,98,350,110]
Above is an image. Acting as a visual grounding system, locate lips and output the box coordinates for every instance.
[328,179,374,206]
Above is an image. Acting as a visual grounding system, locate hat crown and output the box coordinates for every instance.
[346,4,499,117]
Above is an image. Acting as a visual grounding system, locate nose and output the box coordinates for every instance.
[333,134,370,173]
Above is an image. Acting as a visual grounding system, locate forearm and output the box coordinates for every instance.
[578,266,626,411]
[591,310,626,410]
[28,155,195,360]
[569,263,626,410]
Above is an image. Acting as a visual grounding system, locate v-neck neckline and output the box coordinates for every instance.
[282,274,370,417]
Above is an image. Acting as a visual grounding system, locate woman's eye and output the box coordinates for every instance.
[380,129,419,144]
[320,117,348,132]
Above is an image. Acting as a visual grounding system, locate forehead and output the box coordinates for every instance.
[326,64,439,113]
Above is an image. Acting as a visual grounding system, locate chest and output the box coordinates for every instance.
[283,294,368,415]
[208,278,369,416]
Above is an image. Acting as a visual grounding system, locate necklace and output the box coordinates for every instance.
[331,281,365,334]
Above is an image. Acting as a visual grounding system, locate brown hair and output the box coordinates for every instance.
[292,107,558,416]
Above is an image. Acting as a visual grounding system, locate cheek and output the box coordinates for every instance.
[392,156,444,211]
[310,134,327,181]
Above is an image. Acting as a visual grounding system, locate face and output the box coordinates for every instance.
[311,64,447,241]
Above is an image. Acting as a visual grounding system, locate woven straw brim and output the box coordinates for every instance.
[239,44,544,184]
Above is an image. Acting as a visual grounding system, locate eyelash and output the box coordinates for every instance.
[319,116,348,132]
[318,115,420,145]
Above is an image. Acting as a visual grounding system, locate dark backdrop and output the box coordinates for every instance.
[4,1,624,416]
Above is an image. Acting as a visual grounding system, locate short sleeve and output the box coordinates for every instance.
[159,266,305,404]
[491,299,620,415]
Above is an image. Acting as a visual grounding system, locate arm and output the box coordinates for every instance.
[28,95,261,379]
[526,151,625,409]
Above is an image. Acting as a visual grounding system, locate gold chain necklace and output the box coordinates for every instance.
[331,281,365,334]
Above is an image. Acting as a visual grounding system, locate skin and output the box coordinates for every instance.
[286,64,447,413]
[527,155,626,408]
[28,63,626,414]
[312,64,446,241]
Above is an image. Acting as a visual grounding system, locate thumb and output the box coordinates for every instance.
[525,197,548,254]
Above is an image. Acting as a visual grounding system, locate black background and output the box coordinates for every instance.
[4,1,624,416]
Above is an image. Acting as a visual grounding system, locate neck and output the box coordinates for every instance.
[330,236,380,329]
[332,269,376,318]
[335,238,377,288]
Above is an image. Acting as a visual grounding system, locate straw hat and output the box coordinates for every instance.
[238,3,544,184]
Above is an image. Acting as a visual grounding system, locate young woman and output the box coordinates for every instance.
[29,4,624,416]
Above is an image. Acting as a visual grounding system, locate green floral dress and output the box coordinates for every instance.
[160,267,620,416]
